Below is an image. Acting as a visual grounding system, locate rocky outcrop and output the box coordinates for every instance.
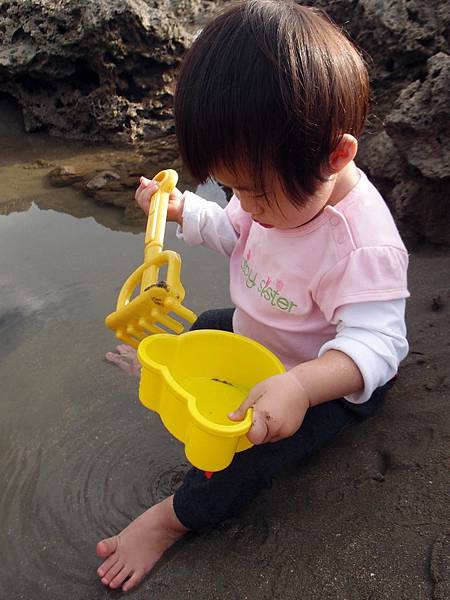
[356,52,450,246]
[0,0,221,143]
[1,0,448,246]
[304,0,450,246]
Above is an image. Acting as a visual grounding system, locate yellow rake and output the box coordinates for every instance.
[105,169,197,348]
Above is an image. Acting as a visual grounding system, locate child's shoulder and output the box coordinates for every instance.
[314,171,409,320]
[333,169,406,252]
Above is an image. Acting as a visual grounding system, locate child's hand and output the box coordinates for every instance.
[135,176,185,225]
[228,372,310,444]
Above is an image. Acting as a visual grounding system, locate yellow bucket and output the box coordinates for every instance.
[138,330,285,472]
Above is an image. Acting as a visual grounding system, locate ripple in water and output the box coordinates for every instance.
[1,400,189,599]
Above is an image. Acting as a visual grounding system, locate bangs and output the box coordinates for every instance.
[174,6,279,195]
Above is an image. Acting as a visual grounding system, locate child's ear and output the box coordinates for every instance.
[329,134,358,173]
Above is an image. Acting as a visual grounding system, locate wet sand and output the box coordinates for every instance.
[0,105,449,599]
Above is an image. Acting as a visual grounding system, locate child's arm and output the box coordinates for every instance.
[136,177,184,224]
[229,350,362,444]
[136,177,239,257]
[230,299,408,445]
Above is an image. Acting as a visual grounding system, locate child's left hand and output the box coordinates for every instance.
[228,372,310,444]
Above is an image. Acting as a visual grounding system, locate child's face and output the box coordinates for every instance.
[214,167,334,229]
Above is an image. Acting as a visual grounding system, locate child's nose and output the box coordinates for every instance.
[240,194,263,215]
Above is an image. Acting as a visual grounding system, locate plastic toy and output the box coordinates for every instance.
[105,169,197,348]
[138,329,285,472]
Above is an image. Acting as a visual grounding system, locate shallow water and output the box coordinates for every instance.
[0,120,230,597]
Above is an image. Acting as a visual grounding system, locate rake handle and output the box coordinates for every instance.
[144,192,168,249]
[141,170,179,292]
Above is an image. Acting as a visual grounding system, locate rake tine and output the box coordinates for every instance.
[138,318,169,335]
[126,324,146,339]
[155,313,185,334]
[116,330,140,348]
[168,302,197,324]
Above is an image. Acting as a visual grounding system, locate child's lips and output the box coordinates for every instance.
[253,218,273,228]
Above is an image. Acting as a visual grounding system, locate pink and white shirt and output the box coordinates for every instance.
[178,170,409,403]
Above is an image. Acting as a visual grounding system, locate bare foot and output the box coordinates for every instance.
[96,495,189,591]
[105,344,141,377]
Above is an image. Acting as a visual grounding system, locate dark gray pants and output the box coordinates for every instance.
[173,309,389,530]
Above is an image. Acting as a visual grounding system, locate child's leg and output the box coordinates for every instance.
[189,307,235,332]
[97,309,235,590]
[96,385,388,592]
[173,386,389,530]
[98,309,388,589]
[96,495,188,591]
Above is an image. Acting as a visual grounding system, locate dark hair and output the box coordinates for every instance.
[174,0,369,204]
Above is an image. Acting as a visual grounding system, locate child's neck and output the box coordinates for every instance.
[327,161,360,207]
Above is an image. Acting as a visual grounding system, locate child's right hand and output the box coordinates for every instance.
[135,176,185,226]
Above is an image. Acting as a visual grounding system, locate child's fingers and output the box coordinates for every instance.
[228,382,265,421]
[247,411,271,445]
[228,398,271,444]
[135,180,159,213]
[228,396,254,421]
[140,176,154,186]
[228,380,279,444]
[137,180,158,196]
[228,393,271,444]
[135,184,153,200]
[135,188,150,211]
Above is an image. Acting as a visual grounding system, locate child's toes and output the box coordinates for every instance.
[96,536,118,558]
[116,344,136,357]
[101,560,124,586]
[109,566,132,589]
[97,553,118,578]
[122,570,143,592]
[105,352,133,373]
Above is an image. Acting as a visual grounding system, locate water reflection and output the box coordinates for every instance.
[0,191,142,232]
[0,193,229,598]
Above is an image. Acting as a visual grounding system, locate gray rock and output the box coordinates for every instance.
[47,165,85,186]
[359,53,450,246]
[0,0,221,143]
[385,53,450,180]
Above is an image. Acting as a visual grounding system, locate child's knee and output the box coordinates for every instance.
[190,310,218,330]
[189,308,234,332]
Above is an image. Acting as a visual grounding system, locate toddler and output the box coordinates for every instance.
[97,0,409,591]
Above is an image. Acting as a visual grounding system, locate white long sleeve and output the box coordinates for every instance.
[176,191,238,257]
[318,299,409,403]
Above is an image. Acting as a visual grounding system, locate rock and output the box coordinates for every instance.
[83,170,128,207]
[139,133,181,165]
[305,0,448,84]
[0,0,223,143]
[47,165,85,186]
[76,134,187,209]
[84,170,121,192]
[385,53,450,180]
[124,201,147,225]
[22,159,55,169]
